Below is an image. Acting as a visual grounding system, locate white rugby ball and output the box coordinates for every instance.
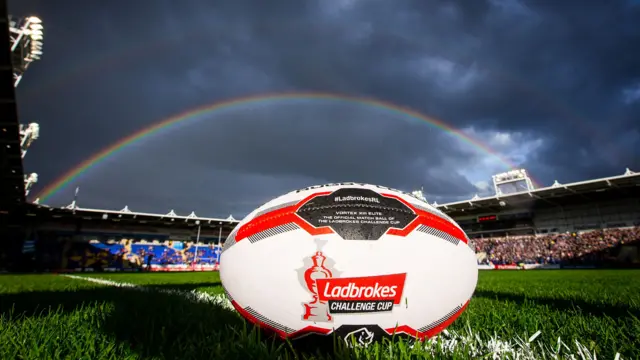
[220,183,477,345]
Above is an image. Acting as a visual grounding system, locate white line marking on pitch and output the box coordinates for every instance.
[61,274,233,310]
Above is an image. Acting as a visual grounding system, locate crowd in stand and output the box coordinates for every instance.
[2,227,638,272]
[58,241,222,272]
[129,243,220,267]
[79,227,638,270]
[133,247,218,266]
[471,227,640,265]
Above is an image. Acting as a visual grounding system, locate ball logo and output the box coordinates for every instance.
[298,239,407,323]
[317,273,406,314]
[300,240,334,322]
[344,327,375,347]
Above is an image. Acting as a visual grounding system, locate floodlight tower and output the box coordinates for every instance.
[9,15,43,87]
[9,15,43,198]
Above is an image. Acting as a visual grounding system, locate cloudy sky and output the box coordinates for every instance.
[11,0,640,218]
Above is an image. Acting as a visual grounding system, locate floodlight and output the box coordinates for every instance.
[9,15,44,87]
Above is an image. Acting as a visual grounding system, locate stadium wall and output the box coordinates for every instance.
[477,264,562,270]
[55,263,575,273]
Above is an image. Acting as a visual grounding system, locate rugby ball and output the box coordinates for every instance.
[220,183,477,345]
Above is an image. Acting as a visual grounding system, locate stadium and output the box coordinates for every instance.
[1,4,639,360]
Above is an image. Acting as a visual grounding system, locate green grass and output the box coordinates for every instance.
[0,270,638,359]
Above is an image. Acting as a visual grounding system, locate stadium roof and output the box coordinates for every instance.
[25,169,639,225]
[435,168,640,216]
[27,203,240,226]
[0,7,26,208]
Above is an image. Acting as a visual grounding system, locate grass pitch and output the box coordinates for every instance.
[0,270,638,360]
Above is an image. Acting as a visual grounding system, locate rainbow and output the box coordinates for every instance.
[35,92,534,202]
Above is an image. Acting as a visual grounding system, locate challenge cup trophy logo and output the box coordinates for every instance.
[299,239,336,322]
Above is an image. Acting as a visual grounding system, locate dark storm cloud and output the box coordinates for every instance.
[69,103,477,216]
[10,0,640,217]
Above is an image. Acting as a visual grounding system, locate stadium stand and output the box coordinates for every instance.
[6,204,234,272]
[471,228,640,268]
[439,168,639,236]
[0,168,636,273]
[438,169,640,269]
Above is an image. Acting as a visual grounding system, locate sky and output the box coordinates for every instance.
[10,0,640,219]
